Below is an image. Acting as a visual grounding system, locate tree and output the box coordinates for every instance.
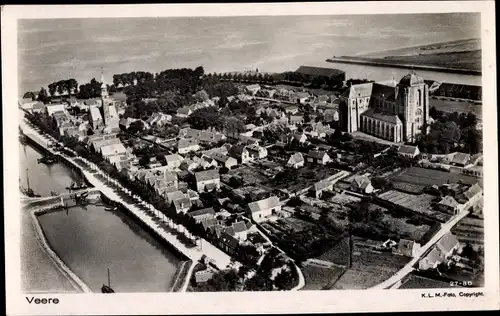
[23,91,36,101]
[37,87,50,104]
[461,126,482,154]
[128,120,145,135]
[188,107,223,130]
[194,89,210,102]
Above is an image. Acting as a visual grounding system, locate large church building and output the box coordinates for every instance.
[338,73,430,143]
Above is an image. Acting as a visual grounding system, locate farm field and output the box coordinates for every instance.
[430,98,482,118]
[327,237,410,289]
[390,167,479,187]
[377,190,451,222]
[301,264,345,291]
[316,237,350,266]
[452,216,484,249]
[371,204,432,241]
[267,165,341,193]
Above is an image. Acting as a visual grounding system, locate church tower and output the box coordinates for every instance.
[100,69,119,132]
[100,69,112,125]
[396,72,429,143]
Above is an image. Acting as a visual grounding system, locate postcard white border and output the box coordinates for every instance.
[3,1,499,315]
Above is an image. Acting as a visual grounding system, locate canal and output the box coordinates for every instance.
[21,142,182,292]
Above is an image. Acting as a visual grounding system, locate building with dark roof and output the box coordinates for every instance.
[295,66,345,85]
[339,72,430,143]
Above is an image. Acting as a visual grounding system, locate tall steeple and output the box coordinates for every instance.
[100,67,108,99]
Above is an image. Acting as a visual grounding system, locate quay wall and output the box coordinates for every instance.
[326,58,482,75]
[28,205,92,293]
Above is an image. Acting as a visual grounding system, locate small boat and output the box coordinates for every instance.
[38,155,57,165]
[101,268,115,293]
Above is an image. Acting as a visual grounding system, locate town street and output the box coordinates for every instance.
[369,209,470,289]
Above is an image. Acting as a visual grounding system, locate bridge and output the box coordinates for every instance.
[21,188,100,208]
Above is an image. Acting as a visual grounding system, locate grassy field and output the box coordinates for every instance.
[390,167,478,188]
[317,237,350,266]
[301,264,346,290]
[430,98,482,118]
[452,216,484,249]
[371,204,432,241]
[267,165,339,192]
[319,237,410,289]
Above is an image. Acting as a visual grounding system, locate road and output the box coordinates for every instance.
[369,209,470,289]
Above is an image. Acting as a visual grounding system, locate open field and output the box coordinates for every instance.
[300,264,345,291]
[266,165,340,192]
[430,98,482,118]
[390,167,479,188]
[317,237,350,266]
[319,237,410,289]
[372,204,432,241]
[452,216,484,249]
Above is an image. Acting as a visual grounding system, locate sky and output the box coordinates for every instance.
[18,13,481,94]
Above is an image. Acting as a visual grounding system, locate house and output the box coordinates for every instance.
[173,197,192,213]
[231,221,250,241]
[456,183,483,211]
[245,84,261,95]
[287,132,308,144]
[248,196,281,223]
[246,144,268,159]
[450,152,471,167]
[46,103,66,116]
[436,232,460,258]
[238,135,260,146]
[100,143,127,159]
[437,196,461,214]
[218,231,240,255]
[210,152,238,169]
[289,115,304,126]
[306,150,331,165]
[228,145,252,164]
[393,239,421,257]
[166,190,187,204]
[324,108,339,122]
[418,247,445,270]
[294,92,310,104]
[176,106,193,118]
[311,179,334,198]
[188,207,217,227]
[163,171,179,189]
[147,112,172,127]
[89,106,104,130]
[351,175,374,194]
[195,169,221,192]
[287,152,305,169]
[194,269,214,284]
[398,145,420,159]
[164,154,184,169]
[180,159,199,172]
[178,138,200,154]
[420,233,460,270]
[31,102,47,113]
[191,155,216,170]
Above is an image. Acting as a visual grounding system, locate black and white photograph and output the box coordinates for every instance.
[3,2,499,315]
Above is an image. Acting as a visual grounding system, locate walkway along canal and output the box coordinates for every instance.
[19,112,235,292]
[20,138,186,293]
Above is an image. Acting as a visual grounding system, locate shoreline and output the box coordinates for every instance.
[19,118,233,290]
[20,124,192,293]
[28,205,92,293]
[326,57,481,76]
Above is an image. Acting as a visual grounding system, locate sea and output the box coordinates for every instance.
[18,13,481,94]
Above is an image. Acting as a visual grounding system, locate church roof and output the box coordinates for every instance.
[371,83,396,101]
[341,82,374,99]
[361,108,402,125]
[399,73,425,86]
